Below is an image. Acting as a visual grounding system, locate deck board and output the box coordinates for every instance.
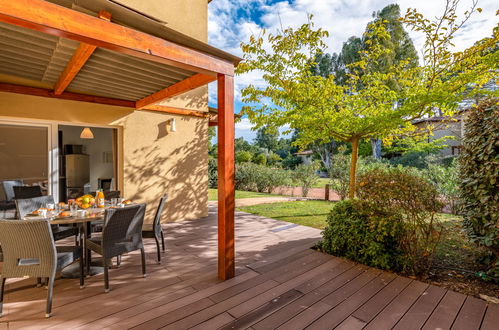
[0,207,495,329]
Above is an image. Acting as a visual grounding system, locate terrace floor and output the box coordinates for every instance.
[0,207,497,329]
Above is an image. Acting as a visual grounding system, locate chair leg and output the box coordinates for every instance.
[140,248,146,277]
[86,248,91,275]
[79,254,85,289]
[160,231,165,252]
[37,277,42,288]
[104,259,110,293]
[45,277,55,318]
[154,237,161,264]
[0,276,6,317]
[116,255,121,267]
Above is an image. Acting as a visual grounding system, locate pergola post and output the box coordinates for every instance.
[217,73,235,280]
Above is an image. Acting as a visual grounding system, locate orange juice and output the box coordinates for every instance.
[96,190,105,208]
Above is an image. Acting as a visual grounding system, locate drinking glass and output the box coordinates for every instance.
[69,200,78,216]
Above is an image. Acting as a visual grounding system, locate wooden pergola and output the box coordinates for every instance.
[0,0,237,280]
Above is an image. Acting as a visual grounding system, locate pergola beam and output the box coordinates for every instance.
[53,43,96,95]
[0,82,135,107]
[217,74,235,280]
[136,73,216,109]
[0,0,235,76]
[53,10,111,95]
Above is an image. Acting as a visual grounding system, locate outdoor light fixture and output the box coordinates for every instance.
[80,127,94,139]
[170,118,176,132]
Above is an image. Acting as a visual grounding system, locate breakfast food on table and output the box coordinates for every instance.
[31,208,47,215]
[58,211,71,217]
[123,200,132,205]
[58,201,67,208]
[76,194,95,209]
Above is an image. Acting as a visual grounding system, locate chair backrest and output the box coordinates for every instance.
[105,190,121,199]
[0,219,56,279]
[2,180,23,201]
[15,195,55,219]
[101,204,145,258]
[153,194,168,233]
[13,185,42,200]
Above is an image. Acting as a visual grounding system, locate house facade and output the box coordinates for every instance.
[0,0,234,223]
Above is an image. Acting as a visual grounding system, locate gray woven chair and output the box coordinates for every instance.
[86,204,146,292]
[1,180,23,202]
[15,196,78,242]
[0,219,83,318]
[142,194,167,264]
[13,186,42,200]
[1,180,23,218]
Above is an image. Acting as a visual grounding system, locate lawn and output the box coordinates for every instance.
[237,200,334,229]
[208,189,280,201]
[311,177,330,188]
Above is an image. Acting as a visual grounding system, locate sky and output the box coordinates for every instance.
[207,0,498,142]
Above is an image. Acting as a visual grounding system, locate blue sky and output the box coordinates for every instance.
[207,0,498,141]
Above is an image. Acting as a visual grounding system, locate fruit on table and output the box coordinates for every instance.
[76,194,95,209]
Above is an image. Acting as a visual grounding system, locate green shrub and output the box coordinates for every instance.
[425,160,459,213]
[459,98,499,277]
[235,163,289,193]
[253,153,267,165]
[389,151,431,169]
[293,162,320,197]
[320,199,406,270]
[208,157,217,188]
[328,152,350,200]
[356,168,444,276]
[235,151,253,163]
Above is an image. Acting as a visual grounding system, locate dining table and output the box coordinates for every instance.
[26,206,113,278]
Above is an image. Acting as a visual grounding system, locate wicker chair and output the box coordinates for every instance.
[86,204,146,292]
[1,180,23,218]
[1,180,23,202]
[142,194,167,264]
[15,196,78,242]
[13,185,42,199]
[0,219,83,318]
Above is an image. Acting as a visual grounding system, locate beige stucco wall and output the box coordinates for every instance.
[0,92,209,222]
[114,0,208,41]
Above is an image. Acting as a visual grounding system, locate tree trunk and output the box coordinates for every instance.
[348,137,360,199]
[370,138,382,159]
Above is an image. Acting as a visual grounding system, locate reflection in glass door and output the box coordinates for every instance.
[0,123,50,198]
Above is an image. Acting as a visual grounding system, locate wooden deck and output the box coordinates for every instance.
[0,207,497,329]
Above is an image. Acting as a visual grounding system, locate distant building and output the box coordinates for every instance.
[295,150,314,165]
[412,112,467,157]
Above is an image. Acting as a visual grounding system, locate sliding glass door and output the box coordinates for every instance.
[0,122,51,198]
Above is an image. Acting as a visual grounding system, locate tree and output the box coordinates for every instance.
[237,1,498,198]
[312,4,419,160]
[254,126,279,151]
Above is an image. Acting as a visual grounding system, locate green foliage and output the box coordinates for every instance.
[328,149,350,200]
[459,98,499,277]
[320,199,406,270]
[292,162,320,197]
[253,153,267,165]
[389,151,431,169]
[235,163,290,193]
[356,168,444,276]
[267,152,282,166]
[235,150,253,163]
[255,126,280,151]
[208,157,217,188]
[426,159,459,214]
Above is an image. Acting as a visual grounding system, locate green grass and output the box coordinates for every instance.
[237,200,334,229]
[311,178,331,188]
[208,189,280,201]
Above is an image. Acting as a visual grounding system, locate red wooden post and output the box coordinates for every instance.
[217,74,235,280]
